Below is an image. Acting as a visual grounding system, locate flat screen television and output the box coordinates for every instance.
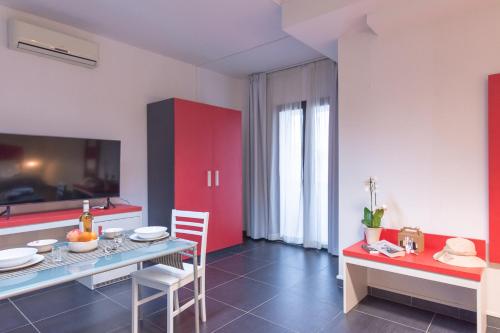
[0,133,120,206]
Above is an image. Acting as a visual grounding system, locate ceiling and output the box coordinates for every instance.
[0,0,323,77]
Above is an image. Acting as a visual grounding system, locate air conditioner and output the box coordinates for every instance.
[8,19,99,68]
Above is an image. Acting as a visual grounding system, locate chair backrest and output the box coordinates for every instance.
[171,209,210,268]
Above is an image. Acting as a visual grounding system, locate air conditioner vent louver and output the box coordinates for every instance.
[8,19,99,68]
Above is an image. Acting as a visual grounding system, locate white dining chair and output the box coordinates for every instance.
[131,210,209,333]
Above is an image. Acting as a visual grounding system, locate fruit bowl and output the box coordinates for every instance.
[68,239,99,253]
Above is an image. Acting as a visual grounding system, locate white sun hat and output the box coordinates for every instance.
[433,237,486,268]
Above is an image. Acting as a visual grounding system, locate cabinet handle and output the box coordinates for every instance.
[207,170,212,187]
[215,170,220,187]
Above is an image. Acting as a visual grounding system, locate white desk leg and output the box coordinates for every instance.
[343,260,368,313]
[477,275,487,333]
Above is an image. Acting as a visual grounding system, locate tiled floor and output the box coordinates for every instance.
[1,238,499,333]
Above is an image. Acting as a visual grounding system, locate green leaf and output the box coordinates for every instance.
[362,207,373,227]
[372,209,385,228]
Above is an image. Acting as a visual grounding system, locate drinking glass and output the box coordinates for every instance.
[51,245,63,263]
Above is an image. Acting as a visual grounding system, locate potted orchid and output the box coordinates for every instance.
[362,177,387,244]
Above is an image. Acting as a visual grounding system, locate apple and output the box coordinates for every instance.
[66,229,81,242]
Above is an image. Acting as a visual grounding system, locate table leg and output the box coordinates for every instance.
[193,246,200,333]
[476,275,487,333]
[343,260,368,313]
[136,261,143,320]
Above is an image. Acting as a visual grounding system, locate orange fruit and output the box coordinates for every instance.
[90,232,98,241]
[78,232,92,242]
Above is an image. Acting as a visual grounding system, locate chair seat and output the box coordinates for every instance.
[131,263,203,289]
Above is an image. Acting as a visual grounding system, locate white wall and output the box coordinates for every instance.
[338,5,500,315]
[0,5,248,223]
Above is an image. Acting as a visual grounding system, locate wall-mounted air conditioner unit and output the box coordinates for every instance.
[8,19,99,68]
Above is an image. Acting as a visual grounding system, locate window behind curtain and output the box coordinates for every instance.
[278,105,304,244]
[278,101,330,246]
[311,103,330,247]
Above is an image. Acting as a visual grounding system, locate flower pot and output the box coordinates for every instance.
[364,227,382,245]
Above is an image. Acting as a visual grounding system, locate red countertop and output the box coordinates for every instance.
[0,205,142,229]
[343,229,485,282]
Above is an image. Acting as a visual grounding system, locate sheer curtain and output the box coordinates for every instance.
[278,103,304,244]
[303,60,337,250]
[245,59,338,253]
[303,100,330,248]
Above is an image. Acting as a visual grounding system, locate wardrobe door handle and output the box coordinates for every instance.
[207,170,212,187]
[215,170,220,187]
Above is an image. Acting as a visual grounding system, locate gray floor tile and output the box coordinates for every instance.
[209,255,271,275]
[412,297,460,320]
[109,286,192,316]
[287,269,343,306]
[280,249,337,273]
[107,320,164,333]
[206,249,239,264]
[355,296,433,330]
[216,313,293,333]
[147,297,244,333]
[244,262,307,288]
[239,242,305,261]
[0,301,30,333]
[251,292,341,333]
[224,238,266,253]
[4,325,38,333]
[428,314,476,333]
[13,282,105,322]
[320,311,422,333]
[34,299,129,333]
[97,279,132,297]
[207,277,279,311]
[184,266,239,291]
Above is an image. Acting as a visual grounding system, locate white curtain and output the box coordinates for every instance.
[245,59,338,253]
[304,100,330,248]
[278,103,304,244]
[245,73,271,239]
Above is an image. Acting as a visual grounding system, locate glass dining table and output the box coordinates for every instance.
[0,238,200,333]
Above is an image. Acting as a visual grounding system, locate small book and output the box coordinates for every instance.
[361,244,379,255]
[370,240,405,258]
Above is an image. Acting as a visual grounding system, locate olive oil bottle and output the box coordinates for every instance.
[79,200,94,233]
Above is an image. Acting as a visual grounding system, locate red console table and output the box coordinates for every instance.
[343,229,486,333]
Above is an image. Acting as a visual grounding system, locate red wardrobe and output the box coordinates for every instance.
[147,98,242,253]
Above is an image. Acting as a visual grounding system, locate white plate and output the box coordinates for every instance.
[134,226,168,240]
[129,232,169,242]
[0,248,38,268]
[27,239,58,253]
[0,254,44,272]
